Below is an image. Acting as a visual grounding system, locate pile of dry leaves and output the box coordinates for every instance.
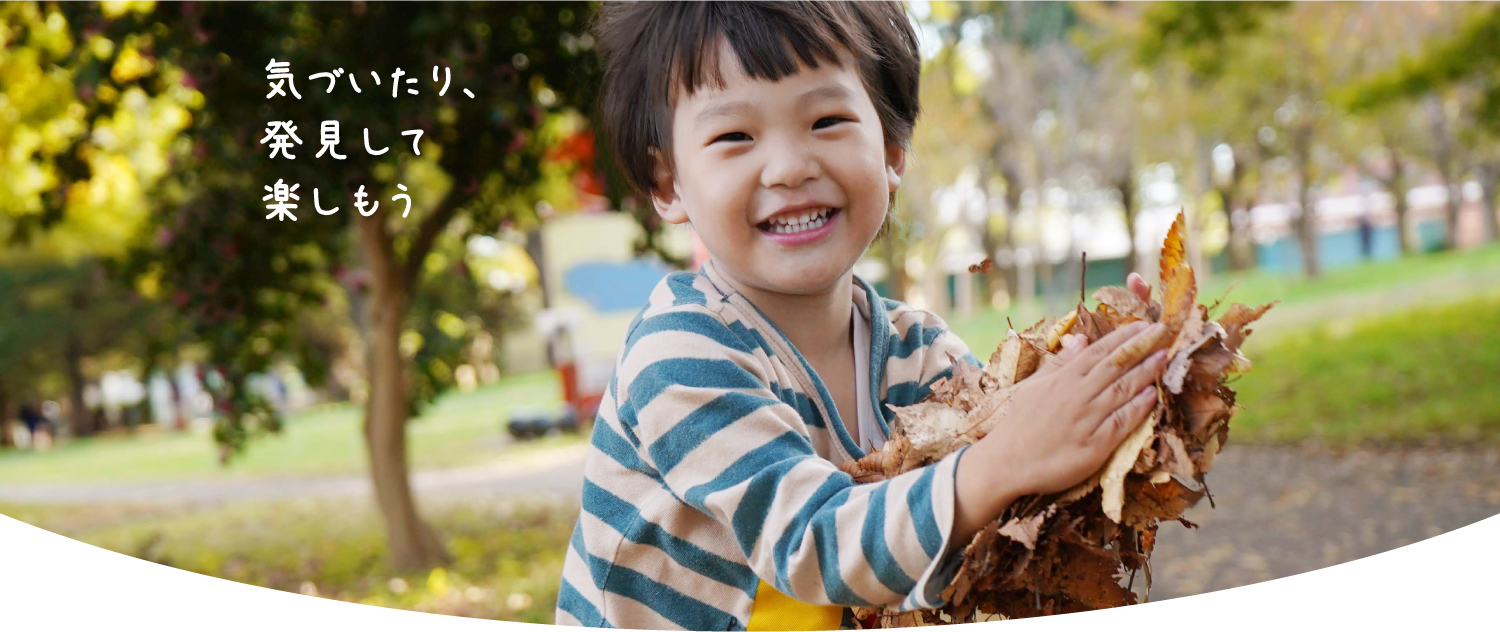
[843,212,1274,626]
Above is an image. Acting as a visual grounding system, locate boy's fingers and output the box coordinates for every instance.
[1056,334,1087,362]
[1127,273,1150,302]
[1068,322,1149,375]
[1033,334,1085,378]
[1092,350,1167,410]
[1093,385,1157,445]
[1083,322,1169,395]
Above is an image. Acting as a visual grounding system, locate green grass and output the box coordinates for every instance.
[2,496,578,624]
[951,244,1500,355]
[0,371,574,484]
[1228,292,1500,445]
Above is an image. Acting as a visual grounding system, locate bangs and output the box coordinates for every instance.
[664,2,872,101]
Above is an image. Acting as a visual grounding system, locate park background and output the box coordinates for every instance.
[2,0,1499,624]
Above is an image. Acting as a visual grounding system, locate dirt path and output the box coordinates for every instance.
[0,443,588,506]
[1151,445,1500,599]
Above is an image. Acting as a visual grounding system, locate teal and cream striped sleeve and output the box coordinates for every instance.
[613,305,969,612]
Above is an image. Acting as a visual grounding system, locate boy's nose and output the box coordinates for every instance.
[760,140,821,190]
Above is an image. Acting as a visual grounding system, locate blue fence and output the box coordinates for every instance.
[1253,219,1447,275]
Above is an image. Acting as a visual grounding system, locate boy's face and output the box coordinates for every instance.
[651,41,904,298]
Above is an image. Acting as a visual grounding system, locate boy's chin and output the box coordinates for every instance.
[750,264,853,296]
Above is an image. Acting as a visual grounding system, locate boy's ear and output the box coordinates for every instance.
[885,144,907,194]
[650,149,690,225]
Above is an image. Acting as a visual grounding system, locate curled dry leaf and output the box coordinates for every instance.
[1092,286,1150,321]
[846,211,1273,626]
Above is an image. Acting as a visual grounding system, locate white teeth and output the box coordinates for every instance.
[763,207,834,234]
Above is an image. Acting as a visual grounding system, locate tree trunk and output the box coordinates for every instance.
[1425,98,1463,251]
[167,369,188,431]
[1478,161,1498,243]
[1118,173,1139,275]
[880,229,907,302]
[1292,127,1320,279]
[0,382,12,448]
[1220,148,1256,270]
[357,213,451,572]
[976,224,1007,308]
[1391,182,1413,255]
[1442,180,1463,250]
[64,332,92,437]
[1371,141,1414,255]
[999,160,1025,303]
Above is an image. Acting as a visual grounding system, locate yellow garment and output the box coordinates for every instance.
[746,580,845,631]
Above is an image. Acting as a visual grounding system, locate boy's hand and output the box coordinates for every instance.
[954,319,1167,541]
[995,321,1167,496]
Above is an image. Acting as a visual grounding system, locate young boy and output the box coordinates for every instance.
[557,3,1166,629]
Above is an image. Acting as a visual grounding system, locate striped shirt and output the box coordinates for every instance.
[556,261,980,630]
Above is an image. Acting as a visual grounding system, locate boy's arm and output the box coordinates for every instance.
[618,310,968,611]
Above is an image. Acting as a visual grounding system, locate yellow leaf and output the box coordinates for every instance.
[1158,210,1196,336]
[1100,411,1157,523]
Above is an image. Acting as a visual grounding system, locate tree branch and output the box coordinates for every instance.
[402,186,468,290]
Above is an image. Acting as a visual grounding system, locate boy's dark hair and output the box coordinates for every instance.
[592,1,922,198]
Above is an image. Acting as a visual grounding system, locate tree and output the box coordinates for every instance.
[10,0,609,567]
[1,2,197,436]
[1339,3,1499,247]
[1136,2,1381,278]
[125,2,604,570]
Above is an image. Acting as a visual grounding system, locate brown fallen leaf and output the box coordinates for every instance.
[1092,286,1151,321]
[998,506,1056,551]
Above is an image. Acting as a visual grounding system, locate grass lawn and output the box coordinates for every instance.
[950,244,1500,355]
[0,370,575,484]
[1229,291,1500,446]
[2,496,578,624]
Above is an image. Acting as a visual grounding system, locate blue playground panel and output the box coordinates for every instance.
[563,259,676,312]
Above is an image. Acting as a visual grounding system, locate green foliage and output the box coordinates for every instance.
[0,262,164,401]
[1344,6,1500,131]
[1134,1,1289,77]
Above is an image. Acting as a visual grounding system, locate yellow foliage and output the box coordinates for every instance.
[426,567,450,595]
[435,311,468,339]
[100,1,155,20]
[0,5,196,265]
[134,264,164,299]
[110,46,154,83]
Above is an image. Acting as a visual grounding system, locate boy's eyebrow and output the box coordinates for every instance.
[693,85,855,129]
[695,101,754,128]
[797,84,854,108]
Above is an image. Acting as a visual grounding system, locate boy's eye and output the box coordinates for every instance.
[711,131,752,144]
[813,116,850,130]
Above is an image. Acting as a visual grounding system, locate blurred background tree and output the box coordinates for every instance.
[4,1,604,570]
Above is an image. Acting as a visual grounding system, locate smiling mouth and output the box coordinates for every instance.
[757,207,841,234]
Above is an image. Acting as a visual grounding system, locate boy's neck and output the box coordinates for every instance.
[709,259,854,360]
